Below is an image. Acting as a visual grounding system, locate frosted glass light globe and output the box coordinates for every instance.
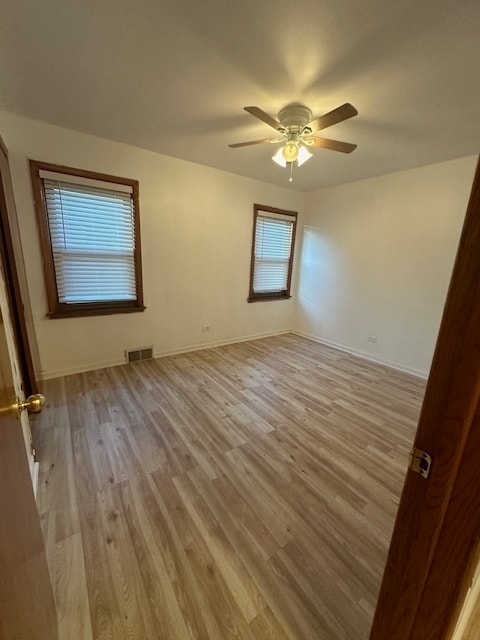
[282,142,298,163]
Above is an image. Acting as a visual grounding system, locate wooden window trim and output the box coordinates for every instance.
[248,203,297,303]
[29,160,145,319]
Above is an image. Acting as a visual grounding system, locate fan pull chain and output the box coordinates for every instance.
[289,161,294,183]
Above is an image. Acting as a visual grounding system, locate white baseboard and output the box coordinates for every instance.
[291,330,429,380]
[38,329,289,380]
[39,328,429,381]
[152,329,288,360]
[39,356,129,380]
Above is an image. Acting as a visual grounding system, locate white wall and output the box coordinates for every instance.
[0,111,304,378]
[1,110,476,380]
[295,156,477,376]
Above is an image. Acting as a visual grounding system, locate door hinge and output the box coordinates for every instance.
[409,448,432,479]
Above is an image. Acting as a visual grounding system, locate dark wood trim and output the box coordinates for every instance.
[251,204,299,217]
[28,159,139,189]
[29,161,60,314]
[0,146,38,395]
[48,304,146,319]
[29,160,145,319]
[132,174,144,310]
[370,156,480,639]
[248,203,298,303]
[247,294,291,303]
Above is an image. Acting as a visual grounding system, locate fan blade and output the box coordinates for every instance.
[244,106,282,131]
[228,137,282,148]
[308,137,357,153]
[308,103,358,132]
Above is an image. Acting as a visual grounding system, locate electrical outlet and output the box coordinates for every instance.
[367,334,377,343]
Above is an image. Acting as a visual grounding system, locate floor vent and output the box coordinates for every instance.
[125,346,154,364]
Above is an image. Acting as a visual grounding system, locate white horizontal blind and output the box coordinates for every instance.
[43,178,137,304]
[253,214,294,293]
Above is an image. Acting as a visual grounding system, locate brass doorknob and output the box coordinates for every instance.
[15,393,46,414]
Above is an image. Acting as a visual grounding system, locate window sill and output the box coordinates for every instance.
[247,294,292,303]
[47,304,146,319]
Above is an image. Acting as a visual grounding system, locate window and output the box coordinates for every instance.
[30,161,145,318]
[248,204,297,302]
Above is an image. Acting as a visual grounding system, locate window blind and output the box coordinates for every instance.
[253,214,293,293]
[42,178,137,304]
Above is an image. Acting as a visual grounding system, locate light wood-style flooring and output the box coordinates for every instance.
[33,333,426,640]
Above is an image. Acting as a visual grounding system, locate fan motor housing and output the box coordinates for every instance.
[278,104,312,130]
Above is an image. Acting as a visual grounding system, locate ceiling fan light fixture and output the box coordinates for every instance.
[273,143,313,168]
[230,102,358,181]
[297,145,313,166]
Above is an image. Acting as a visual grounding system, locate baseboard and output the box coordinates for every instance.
[291,330,429,379]
[38,329,429,381]
[39,356,129,380]
[152,329,288,360]
[38,329,290,380]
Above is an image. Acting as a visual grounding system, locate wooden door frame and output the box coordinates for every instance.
[370,156,480,639]
[0,137,38,395]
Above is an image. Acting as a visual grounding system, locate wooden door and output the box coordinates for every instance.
[370,156,480,639]
[0,304,57,639]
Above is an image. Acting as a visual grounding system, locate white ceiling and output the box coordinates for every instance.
[0,0,479,191]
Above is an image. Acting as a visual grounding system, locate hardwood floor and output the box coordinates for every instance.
[33,333,426,640]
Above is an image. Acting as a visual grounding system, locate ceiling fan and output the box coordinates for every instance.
[228,102,358,181]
